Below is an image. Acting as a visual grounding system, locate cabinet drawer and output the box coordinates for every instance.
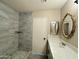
[48,43,53,59]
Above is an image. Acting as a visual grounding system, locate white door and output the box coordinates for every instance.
[33,17,48,53]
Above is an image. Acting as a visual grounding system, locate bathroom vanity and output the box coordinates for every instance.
[48,43,53,59]
[48,35,78,59]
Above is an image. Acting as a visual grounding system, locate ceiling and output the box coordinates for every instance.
[1,0,67,12]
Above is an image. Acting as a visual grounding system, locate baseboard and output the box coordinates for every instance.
[32,51,47,56]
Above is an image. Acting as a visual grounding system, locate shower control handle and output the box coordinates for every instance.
[15,31,23,34]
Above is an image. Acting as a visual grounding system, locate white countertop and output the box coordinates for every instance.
[48,35,78,59]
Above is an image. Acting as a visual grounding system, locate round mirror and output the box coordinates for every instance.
[62,13,76,39]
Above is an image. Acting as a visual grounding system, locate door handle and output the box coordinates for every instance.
[43,38,47,40]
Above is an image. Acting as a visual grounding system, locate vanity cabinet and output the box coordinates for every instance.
[47,35,78,59]
[48,43,53,59]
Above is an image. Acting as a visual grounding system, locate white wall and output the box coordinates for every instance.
[32,10,61,21]
[32,9,61,52]
[61,0,78,47]
[32,9,61,33]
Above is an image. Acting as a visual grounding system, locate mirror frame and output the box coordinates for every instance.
[62,13,76,39]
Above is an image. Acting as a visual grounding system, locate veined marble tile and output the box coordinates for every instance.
[19,13,32,51]
[0,1,19,55]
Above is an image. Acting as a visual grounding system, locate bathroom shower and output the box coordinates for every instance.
[0,1,33,58]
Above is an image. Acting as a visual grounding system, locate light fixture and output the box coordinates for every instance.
[74,0,78,4]
[41,0,47,3]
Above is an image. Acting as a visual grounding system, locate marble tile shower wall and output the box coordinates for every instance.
[19,13,32,51]
[0,1,19,55]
